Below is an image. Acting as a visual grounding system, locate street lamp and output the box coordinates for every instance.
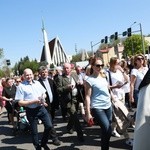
[130,21,137,27]
[130,22,136,55]
[90,41,101,56]
[139,23,145,56]
[132,22,145,55]
[90,41,94,56]
[75,43,77,55]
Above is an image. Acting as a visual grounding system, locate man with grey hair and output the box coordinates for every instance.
[38,66,61,146]
[55,63,84,142]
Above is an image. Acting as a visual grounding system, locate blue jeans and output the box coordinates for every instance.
[134,90,139,107]
[92,106,112,150]
[26,106,53,148]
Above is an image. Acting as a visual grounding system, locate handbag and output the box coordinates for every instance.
[112,100,132,134]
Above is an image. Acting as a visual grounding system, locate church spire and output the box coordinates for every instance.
[42,19,52,67]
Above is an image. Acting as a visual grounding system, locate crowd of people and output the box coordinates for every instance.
[0,53,149,150]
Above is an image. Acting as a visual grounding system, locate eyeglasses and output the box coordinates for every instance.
[137,57,144,61]
[16,81,21,83]
[95,64,104,68]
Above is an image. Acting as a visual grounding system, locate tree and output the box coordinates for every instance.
[123,34,149,56]
[71,49,92,62]
[99,38,120,50]
[13,56,40,75]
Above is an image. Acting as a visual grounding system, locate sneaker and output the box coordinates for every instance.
[125,138,133,146]
[131,125,135,128]
[112,130,121,138]
[52,138,61,146]
[67,128,74,134]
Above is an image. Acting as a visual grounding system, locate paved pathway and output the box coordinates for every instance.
[0,109,134,150]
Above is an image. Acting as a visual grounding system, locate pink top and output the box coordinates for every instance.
[0,86,5,106]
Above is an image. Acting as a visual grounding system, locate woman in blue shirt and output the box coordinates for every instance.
[85,57,112,150]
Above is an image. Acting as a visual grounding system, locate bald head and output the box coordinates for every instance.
[23,68,34,82]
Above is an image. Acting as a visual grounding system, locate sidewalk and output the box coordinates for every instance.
[0,109,133,150]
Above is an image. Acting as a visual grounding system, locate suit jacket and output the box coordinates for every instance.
[38,78,59,111]
[55,72,84,106]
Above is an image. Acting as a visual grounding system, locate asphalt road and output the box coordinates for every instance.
[0,108,134,150]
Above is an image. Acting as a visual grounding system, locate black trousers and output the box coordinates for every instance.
[26,106,52,148]
[66,98,83,136]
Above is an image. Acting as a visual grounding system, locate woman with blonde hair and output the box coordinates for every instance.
[130,54,148,107]
[84,57,112,150]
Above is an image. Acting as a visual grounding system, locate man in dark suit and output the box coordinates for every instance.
[38,66,61,146]
[55,63,84,142]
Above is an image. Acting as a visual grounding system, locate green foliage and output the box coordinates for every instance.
[13,56,40,75]
[0,69,5,77]
[39,61,48,66]
[71,50,92,62]
[123,34,149,56]
[72,53,82,62]
[99,38,120,49]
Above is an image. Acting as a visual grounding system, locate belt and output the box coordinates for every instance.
[26,106,42,110]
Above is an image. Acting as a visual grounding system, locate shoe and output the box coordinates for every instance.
[0,111,3,115]
[38,119,42,124]
[41,145,50,150]
[112,130,121,138]
[77,134,84,142]
[131,125,135,129]
[67,128,74,134]
[35,145,41,150]
[52,138,61,146]
[125,138,133,146]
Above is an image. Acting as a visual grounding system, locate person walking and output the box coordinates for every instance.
[107,57,133,146]
[55,62,84,142]
[130,54,148,107]
[84,57,112,150]
[15,68,52,150]
[106,57,128,138]
[38,66,61,146]
[2,78,17,131]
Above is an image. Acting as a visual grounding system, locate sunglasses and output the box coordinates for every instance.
[95,64,104,68]
[16,80,21,83]
[137,57,144,61]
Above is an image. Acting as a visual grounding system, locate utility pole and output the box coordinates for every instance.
[91,41,94,56]
[130,22,136,55]
[75,43,77,55]
[139,23,145,56]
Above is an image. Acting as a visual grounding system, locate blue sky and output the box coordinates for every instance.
[0,0,150,66]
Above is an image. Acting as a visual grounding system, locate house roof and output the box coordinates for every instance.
[98,45,124,53]
[99,48,110,53]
